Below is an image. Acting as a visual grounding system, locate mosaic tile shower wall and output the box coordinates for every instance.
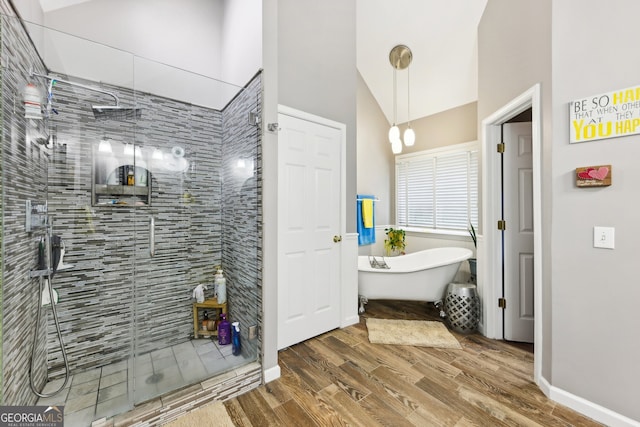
[1,1,262,405]
[0,11,51,405]
[41,77,226,375]
[43,75,262,376]
[222,74,262,361]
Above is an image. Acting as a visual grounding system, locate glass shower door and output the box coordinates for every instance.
[130,57,262,404]
[9,17,262,420]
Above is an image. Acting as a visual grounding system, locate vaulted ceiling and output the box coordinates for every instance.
[357,0,488,124]
[34,0,488,122]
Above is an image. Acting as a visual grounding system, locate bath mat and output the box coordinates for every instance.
[366,318,462,349]
[164,401,234,427]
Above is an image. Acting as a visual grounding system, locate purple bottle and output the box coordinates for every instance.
[217,313,231,345]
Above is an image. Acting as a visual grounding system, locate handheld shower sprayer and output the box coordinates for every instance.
[50,235,62,279]
[28,219,70,398]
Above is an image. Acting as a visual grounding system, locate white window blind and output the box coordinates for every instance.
[396,143,478,231]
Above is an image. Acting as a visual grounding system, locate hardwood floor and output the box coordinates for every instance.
[224,300,602,426]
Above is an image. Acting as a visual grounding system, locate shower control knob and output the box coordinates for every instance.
[333,235,342,243]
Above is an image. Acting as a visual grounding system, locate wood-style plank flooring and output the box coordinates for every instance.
[224,299,602,426]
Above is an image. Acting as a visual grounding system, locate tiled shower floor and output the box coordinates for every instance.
[36,338,241,427]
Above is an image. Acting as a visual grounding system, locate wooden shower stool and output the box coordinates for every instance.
[193,298,227,339]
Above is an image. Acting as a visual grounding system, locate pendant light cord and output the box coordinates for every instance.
[393,67,397,126]
[407,66,411,127]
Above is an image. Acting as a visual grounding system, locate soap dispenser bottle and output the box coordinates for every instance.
[214,267,227,304]
[231,321,241,356]
[218,313,231,345]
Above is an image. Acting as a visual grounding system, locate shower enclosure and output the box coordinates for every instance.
[1,8,262,425]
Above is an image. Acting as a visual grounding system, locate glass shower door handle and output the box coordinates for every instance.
[149,216,155,257]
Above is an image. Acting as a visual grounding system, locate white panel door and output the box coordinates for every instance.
[277,111,342,350]
[503,122,534,343]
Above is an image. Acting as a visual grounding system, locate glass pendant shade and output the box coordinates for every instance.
[98,139,112,153]
[404,127,415,146]
[391,139,403,154]
[388,124,400,143]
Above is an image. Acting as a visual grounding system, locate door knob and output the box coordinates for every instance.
[333,235,342,243]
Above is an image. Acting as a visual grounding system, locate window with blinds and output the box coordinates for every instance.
[396,142,478,232]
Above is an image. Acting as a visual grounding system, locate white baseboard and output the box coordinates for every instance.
[538,374,551,397]
[541,377,640,427]
[263,364,281,384]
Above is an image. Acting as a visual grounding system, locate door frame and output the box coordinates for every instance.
[480,84,542,383]
[276,104,347,348]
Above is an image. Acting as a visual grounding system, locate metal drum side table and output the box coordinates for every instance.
[445,283,480,334]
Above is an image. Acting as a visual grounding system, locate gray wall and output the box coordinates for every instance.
[406,102,477,152]
[480,0,640,422]
[478,0,553,380]
[260,0,357,379]
[550,0,640,420]
[277,0,357,233]
[357,72,393,226]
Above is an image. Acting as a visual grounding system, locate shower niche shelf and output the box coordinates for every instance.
[92,164,151,207]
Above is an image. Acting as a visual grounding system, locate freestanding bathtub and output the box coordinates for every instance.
[358,247,473,304]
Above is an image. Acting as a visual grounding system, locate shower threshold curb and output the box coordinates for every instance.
[91,361,261,427]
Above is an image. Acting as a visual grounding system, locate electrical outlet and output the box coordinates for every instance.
[248,325,258,340]
[593,226,615,249]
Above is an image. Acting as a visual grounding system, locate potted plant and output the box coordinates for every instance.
[384,227,406,256]
[468,223,477,282]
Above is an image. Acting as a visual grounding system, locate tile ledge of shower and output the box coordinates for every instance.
[91,361,261,427]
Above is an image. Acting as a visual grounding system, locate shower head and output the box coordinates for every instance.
[92,105,142,121]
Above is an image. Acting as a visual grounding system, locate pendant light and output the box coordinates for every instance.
[404,64,415,146]
[98,138,112,153]
[388,45,415,152]
[388,66,401,145]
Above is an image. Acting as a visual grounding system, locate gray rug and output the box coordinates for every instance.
[366,318,462,349]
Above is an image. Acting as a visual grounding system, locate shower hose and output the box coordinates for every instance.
[29,236,71,398]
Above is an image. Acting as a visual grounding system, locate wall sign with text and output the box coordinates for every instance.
[570,85,640,143]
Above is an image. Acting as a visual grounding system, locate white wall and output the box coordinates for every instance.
[14,0,262,109]
[221,0,262,87]
[550,0,640,421]
[261,0,278,382]
[42,0,224,78]
[12,0,43,23]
